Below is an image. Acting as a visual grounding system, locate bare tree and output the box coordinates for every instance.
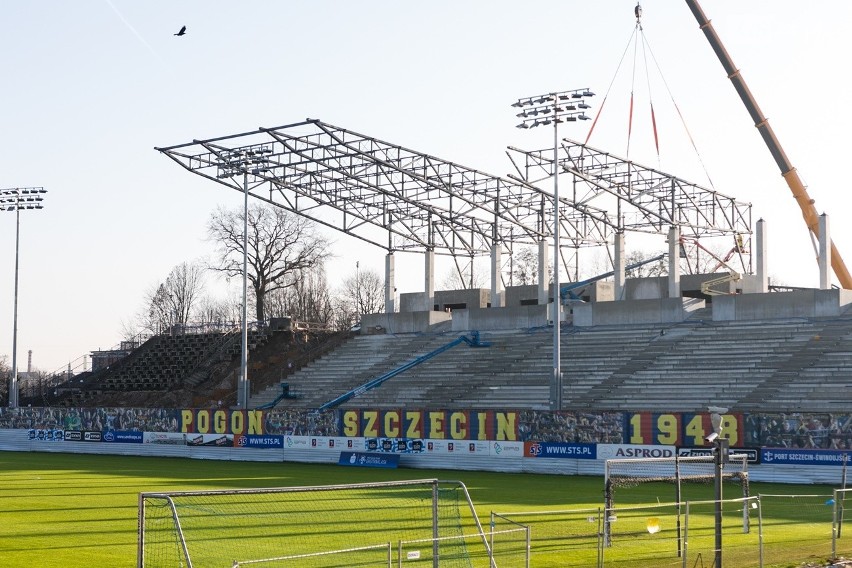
[207,204,331,322]
[265,264,335,324]
[510,247,542,285]
[441,258,488,290]
[340,266,385,321]
[625,250,668,278]
[195,295,240,327]
[137,261,206,333]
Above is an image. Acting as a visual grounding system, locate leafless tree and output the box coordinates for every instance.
[510,247,542,286]
[340,267,385,321]
[195,295,240,328]
[207,204,332,322]
[441,258,488,290]
[136,261,206,333]
[625,250,668,278]
[265,264,335,324]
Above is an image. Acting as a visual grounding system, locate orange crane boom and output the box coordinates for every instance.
[685,0,851,289]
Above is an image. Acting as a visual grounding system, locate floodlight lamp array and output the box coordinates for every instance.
[0,187,47,212]
[214,146,275,179]
[512,88,595,129]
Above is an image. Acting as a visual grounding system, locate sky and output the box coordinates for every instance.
[1,1,851,374]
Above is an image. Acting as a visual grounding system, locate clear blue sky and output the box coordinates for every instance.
[1,1,850,372]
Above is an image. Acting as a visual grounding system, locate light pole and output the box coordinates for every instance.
[2,187,47,409]
[215,147,273,408]
[512,88,594,410]
[707,410,728,568]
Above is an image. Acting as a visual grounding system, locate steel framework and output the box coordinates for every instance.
[507,138,752,239]
[157,119,752,269]
[156,119,616,257]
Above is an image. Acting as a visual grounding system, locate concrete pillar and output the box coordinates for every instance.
[667,225,681,298]
[424,248,435,311]
[819,213,831,290]
[384,253,395,313]
[490,244,504,308]
[538,239,549,306]
[613,232,626,301]
[755,219,768,293]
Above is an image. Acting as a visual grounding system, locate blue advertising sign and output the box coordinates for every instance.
[103,430,143,444]
[28,429,64,441]
[236,435,284,449]
[760,448,849,466]
[338,452,400,469]
[524,442,597,459]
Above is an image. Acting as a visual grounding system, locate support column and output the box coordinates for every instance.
[613,231,626,301]
[490,244,504,308]
[667,225,681,298]
[384,253,396,313]
[819,213,831,290]
[755,218,768,293]
[538,239,549,306]
[424,248,435,311]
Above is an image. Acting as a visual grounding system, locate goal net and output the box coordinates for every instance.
[138,478,489,568]
[604,454,750,548]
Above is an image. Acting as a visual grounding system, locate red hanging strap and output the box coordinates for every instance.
[650,102,660,156]
[626,92,635,155]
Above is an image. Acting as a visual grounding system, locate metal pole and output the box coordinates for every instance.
[714,439,725,568]
[10,206,21,409]
[239,171,249,408]
[552,95,562,411]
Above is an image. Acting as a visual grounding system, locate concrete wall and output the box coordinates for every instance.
[451,305,548,332]
[624,277,667,300]
[624,273,737,300]
[361,311,452,334]
[573,297,706,326]
[400,289,491,312]
[503,285,540,306]
[435,288,490,310]
[712,288,852,321]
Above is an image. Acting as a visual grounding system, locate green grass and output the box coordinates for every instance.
[0,451,847,567]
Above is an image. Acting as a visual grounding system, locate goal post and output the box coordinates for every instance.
[604,454,750,551]
[138,478,490,568]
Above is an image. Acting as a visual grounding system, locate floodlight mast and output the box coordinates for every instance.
[210,147,274,409]
[1,187,47,409]
[511,88,594,410]
[708,409,729,568]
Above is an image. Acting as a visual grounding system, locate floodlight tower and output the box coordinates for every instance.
[213,148,273,408]
[2,187,47,409]
[511,88,594,410]
[707,408,729,568]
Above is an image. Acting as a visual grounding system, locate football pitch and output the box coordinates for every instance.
[0,450,845,567]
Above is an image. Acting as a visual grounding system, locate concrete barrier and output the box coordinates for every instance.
[573,297,705,326]
[713,288,852,320]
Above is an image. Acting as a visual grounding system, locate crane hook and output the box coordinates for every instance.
[635,3,643,24]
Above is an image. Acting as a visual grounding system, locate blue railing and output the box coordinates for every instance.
[315,331,490,412]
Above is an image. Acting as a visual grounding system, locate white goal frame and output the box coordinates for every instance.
[604,454,750,551]
[138,478,492,568]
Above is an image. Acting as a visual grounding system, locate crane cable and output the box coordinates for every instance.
[583,21,637,146]
[585,3,717,190]
[639,17,717,190]
[626,4,642,159]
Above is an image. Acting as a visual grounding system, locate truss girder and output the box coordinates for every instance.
[507,139,752,240]
[157,119,614,256]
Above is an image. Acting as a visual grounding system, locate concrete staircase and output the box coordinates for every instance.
[250,315,852,413]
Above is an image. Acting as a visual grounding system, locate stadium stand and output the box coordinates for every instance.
[248,311,852,413]
[29,291,852,413]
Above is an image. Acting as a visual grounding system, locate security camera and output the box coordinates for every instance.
[705,432,719,443]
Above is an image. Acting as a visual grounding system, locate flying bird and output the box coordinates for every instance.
[174,25,186,37]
